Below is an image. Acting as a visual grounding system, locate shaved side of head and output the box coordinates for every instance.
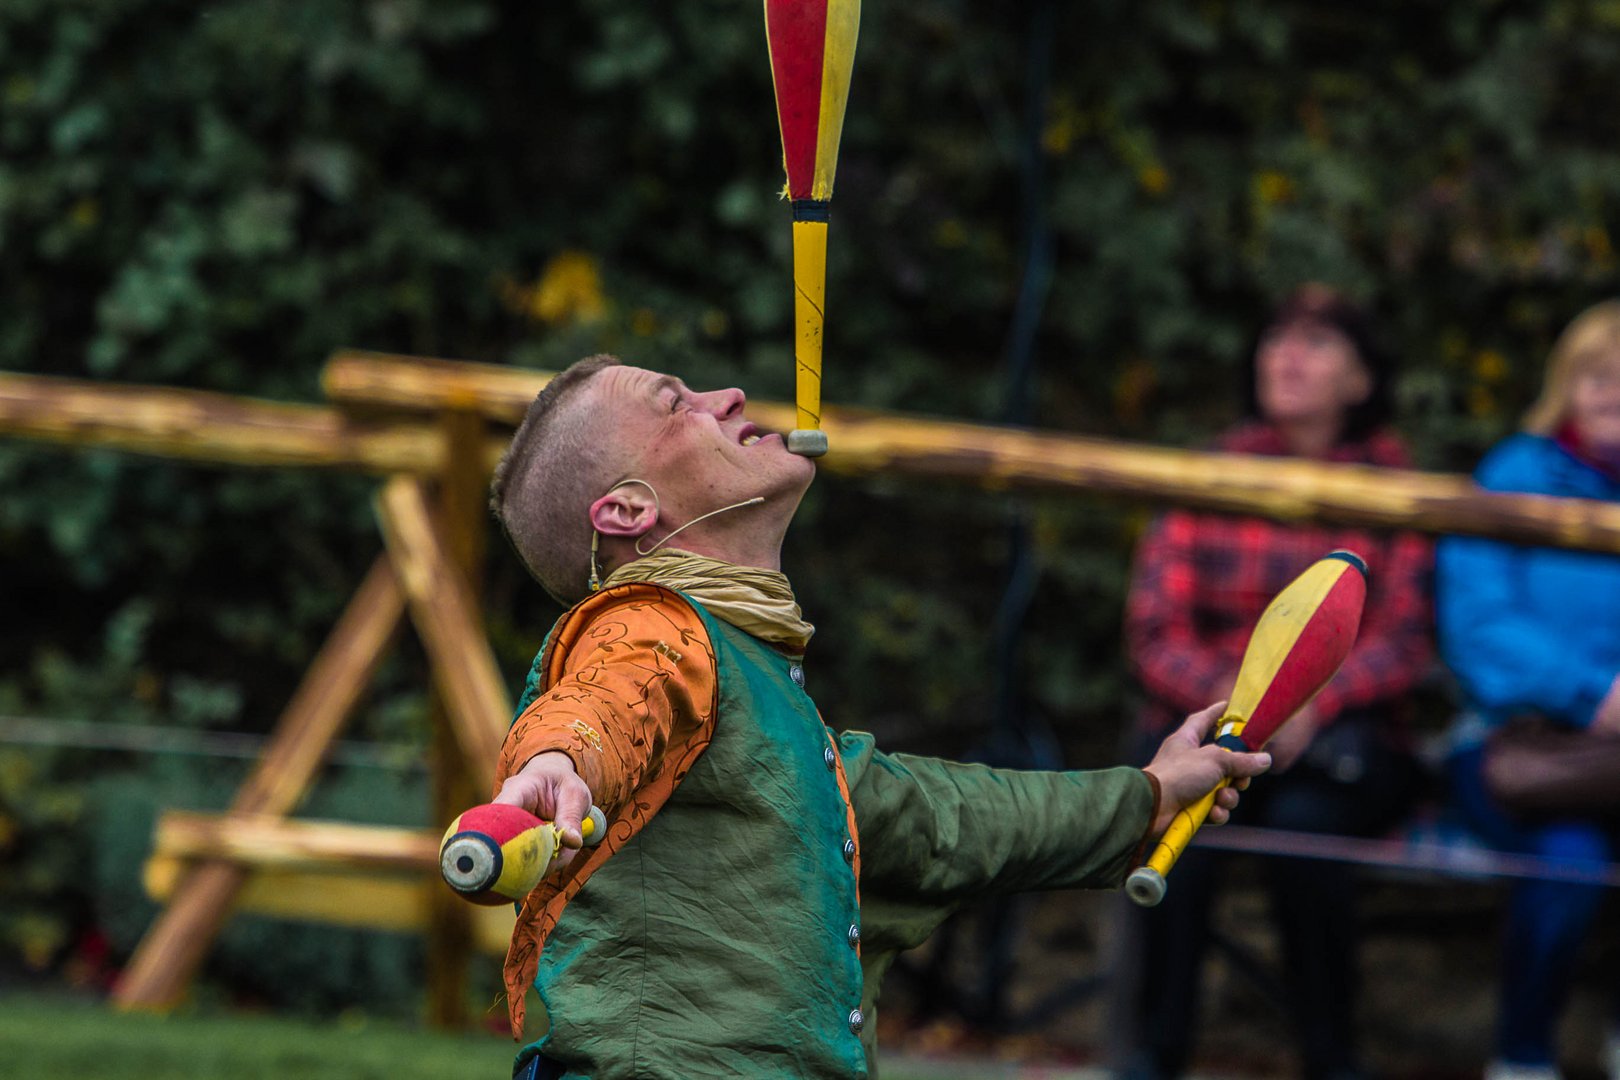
[490,354,624,604]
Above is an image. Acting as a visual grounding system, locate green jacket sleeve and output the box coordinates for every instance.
[837,728,1155,955]
[838,728,1157,1076]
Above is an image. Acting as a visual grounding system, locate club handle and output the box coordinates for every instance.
[788,217,829,457]
[1127,779,1225,908]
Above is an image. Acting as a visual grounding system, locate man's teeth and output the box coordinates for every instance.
[741,434,761,446]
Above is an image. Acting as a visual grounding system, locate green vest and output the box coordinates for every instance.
[514,595,868,1079]
[509,590,1156,1078]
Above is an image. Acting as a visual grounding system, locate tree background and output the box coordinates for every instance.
[3,0,1619,1015]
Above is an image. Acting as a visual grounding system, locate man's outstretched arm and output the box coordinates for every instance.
[491,588,717,864]
[846,701,1269,920]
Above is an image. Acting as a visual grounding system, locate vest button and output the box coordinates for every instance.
[842,838,856,862]
[823,746,837,770]
[847,924,861,947]
[847,1008,865,1034]
[789,663,805,687]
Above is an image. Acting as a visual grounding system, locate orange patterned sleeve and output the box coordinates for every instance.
[496,584,717,815]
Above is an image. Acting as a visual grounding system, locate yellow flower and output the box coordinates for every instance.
[934,218,966,248]
[1254,170,1295,205]
[69,197,99,230]
[1041,98,1084,156]
[4,75,33,106]
[16,914,64,972]
[1586,226,1614,267]
[1473,349,1509,383]
[1440,327,1468,362]
[1112,356,1157,426]
[1138,164,1171,197]
[508,251,607,326]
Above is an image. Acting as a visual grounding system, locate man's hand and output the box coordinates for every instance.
[493,751,596,868]
[1592,675,1620,737]
[1142,701,1272,837]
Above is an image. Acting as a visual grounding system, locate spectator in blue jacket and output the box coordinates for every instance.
[1438,298,1620,1080]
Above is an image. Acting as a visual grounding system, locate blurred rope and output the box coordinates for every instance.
[1199,823,1620,887]
[0,713,424,771]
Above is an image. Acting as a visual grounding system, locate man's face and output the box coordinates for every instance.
[588,365,816,527]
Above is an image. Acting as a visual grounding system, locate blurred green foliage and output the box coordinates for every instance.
[2,0,1619,1009]
[87,759,443,1016]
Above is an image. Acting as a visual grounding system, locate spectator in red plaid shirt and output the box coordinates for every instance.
[1113,285,1435,1080]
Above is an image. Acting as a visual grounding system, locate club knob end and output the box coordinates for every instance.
[787,429,828,457]
[1126,866,1166,907]
[440,833,501,896]
[581,806,608,846]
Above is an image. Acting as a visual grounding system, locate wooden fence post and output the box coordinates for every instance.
[424,408,495,1027]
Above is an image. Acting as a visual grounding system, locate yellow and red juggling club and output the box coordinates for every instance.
[439,802,607,906]
[764,0,860,458]
[1126,550,1368,907]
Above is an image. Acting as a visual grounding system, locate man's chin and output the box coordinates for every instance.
[786,453,818,488]
[767,458,817,506]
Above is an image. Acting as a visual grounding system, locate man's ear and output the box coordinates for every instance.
[590,486,658,539]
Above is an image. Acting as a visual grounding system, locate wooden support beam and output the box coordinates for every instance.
[375,476,510,794]
[143,856,514,954]
[0,371,448,473]
[323,352,1620,556]
[144,812,513,954]
[114,556,407,1012]
[153,811,438,873]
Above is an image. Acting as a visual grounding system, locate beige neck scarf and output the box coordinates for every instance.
[601,549,815,653]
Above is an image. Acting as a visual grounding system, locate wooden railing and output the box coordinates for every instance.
[15,354,1620,552]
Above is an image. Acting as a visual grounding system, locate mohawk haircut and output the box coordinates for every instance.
[490,354,623,605]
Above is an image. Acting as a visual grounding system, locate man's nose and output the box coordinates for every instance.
[697,387,745,418]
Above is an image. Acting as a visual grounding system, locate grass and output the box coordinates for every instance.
[0,995,518,1080]
[0,994,1093,1079]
